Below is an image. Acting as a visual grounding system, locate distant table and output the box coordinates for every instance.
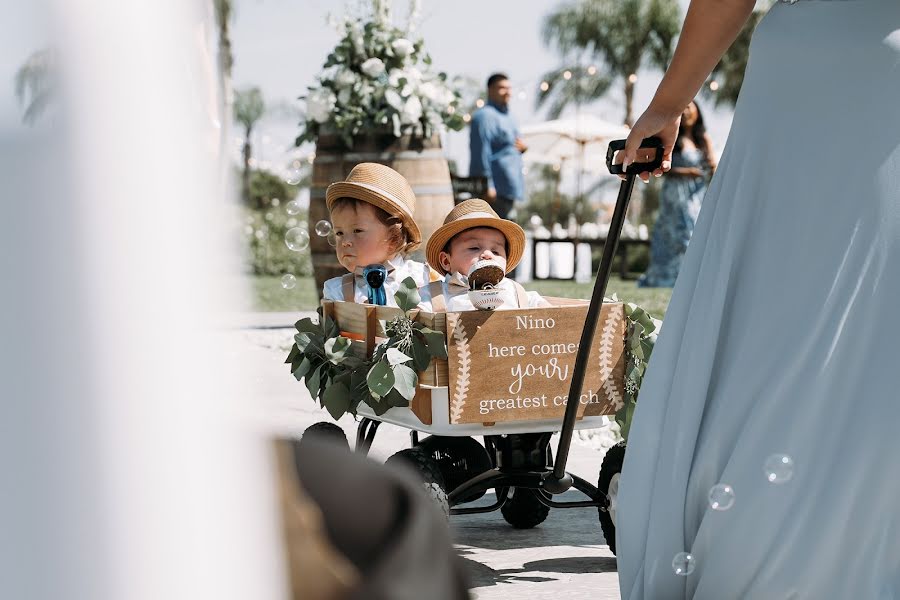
[529,237,650,281]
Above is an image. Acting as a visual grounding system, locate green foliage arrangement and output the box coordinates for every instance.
[616,299,661,440]
[286,277,447,420]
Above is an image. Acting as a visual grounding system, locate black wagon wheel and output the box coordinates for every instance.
[386,447,450,519]
[597,441,626,555]
[415,435,493,503]
[500,488,551,529]
[299,421,349,451]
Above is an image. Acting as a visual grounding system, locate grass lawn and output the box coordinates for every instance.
[252,275,672,319]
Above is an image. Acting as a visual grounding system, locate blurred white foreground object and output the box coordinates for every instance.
[1,1,285,599]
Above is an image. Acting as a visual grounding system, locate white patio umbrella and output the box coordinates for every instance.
[520,115,631,177]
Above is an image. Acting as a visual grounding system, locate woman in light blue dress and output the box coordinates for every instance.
[614,0,900,598]
[638,101,717,288]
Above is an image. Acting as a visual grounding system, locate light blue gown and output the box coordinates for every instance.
[617,1,900,598]
[638,148,708,288]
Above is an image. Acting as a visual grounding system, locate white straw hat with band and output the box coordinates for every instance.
[326,162,422,251]
[426,199,526,276]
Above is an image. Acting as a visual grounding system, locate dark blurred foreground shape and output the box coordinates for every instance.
[274,437,471,600]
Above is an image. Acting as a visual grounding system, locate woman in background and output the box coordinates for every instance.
[638,101,716,288]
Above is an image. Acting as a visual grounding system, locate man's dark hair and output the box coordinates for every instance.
[486,73,509,89]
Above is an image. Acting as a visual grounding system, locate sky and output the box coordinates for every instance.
[2,1,763,181]
[229,0,740,179]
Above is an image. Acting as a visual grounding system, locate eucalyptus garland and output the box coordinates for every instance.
[617,299,662,441]
[286,277,447,420]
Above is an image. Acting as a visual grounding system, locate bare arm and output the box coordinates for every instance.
[620,0,756,179]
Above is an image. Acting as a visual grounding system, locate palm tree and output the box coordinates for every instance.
[540,0,681,126]
[702,9,766,107]
[535,64,613,120]
[234,87,266,203]
[14,48,56,125]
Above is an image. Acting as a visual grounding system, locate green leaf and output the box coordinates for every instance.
[620,401,636,441]
[392,364,418,401]
[367,361,395,397]
[322,314,340,339]
[325,336,352,365]
[384,388,410,408]
[292,357,312,381]
[323,382,352,420]
[420,329,448,359]
[294,332,312,352]
[285,344,299,365]
[410,338,432,372]
[385,347,412,366]
[306,365,323,399]
[294,317,320,335]
[394,277,421,312]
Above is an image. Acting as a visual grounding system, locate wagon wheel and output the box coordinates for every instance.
[416,436,493,503]
[386,447,450,519]
[299,421,349,451]
[500,488,551,529]
[597,441,626,555]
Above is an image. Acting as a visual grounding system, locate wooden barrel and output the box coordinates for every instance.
[309,132,455,300]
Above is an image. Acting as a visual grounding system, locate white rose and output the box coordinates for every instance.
[337,87,352,106]
[306,88,336,123]
[400,95,423,124]
[419,81,439,102]
[361,58,386,78]
[334,69,356,88]
[387,68,403,87]
[391,38,414,58]
[385,89,404,110]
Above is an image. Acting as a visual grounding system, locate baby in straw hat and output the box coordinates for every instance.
[322,163,439,306]
[418,199,549,312]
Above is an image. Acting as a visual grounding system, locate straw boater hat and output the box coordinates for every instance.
[426,199,526,276]
[325,162,422,250]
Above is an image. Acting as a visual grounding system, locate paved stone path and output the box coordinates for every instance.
[240,317,622,599]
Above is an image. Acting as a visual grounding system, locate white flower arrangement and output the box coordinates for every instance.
[296,0,464,148]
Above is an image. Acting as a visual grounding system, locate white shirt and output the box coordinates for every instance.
[322,254,433,306]
[417,272,546,312]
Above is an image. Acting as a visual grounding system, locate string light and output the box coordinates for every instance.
[709,80,720,91]
[475,98,485,108]
[447,105,456,114]
[463,113,472,123]
[540,81,550,92]
[563,70,572,80]
[628,73,638,83]
[587,65,597,75]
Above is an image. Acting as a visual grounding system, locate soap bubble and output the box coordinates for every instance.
[708,483,735,511]
[285,200,303,216]
[315,220,332,237]
[285,227,310,252]
[281,274,297,289]
[764,454,794,484]
[327,231,338,247]
[672,552,695,576]
[285,169,303,185]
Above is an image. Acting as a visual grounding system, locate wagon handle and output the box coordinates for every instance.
[544,136,660,494]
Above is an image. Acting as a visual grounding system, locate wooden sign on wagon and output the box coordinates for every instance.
[445,304,627,425]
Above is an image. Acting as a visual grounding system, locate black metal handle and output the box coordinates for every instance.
[606,136,664,175]
[544,137,650,494]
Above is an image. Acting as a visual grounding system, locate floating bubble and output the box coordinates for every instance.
[315,220,333,237]
[285,200,303,216]
[285,169,303,185]
[708,483,735,511]
[243,225,253,235]
[271,198,280,207]
[765,454,794,484]
[254,229,265,240]
[285,227,310,251]
[327,231,338,247]
[281,274,297,289]
[265,212,273,221]
[672,552,695,576]
[286,218,298,228]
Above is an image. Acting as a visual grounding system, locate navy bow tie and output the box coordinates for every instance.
[363,264,388,306]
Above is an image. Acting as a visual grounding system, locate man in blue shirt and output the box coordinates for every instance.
[468,73,527,220]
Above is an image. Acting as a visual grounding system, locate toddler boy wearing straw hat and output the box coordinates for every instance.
[323,163,440,306]
[418,199,549,312]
